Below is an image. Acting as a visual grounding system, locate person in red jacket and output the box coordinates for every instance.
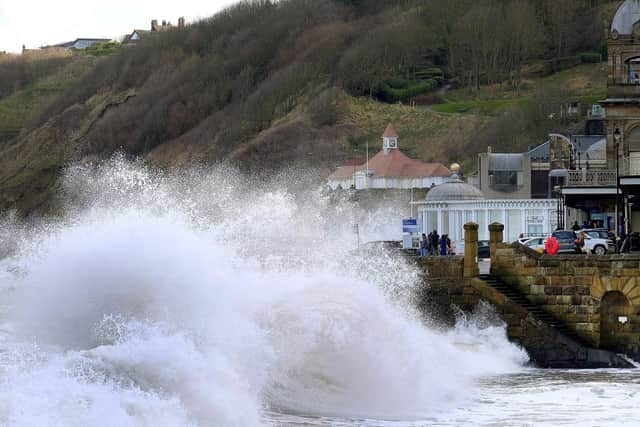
[545,236,559,255]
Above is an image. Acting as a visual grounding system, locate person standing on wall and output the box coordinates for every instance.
[440,234,449,256]
[430,230,440,256]
[420,233,428,257]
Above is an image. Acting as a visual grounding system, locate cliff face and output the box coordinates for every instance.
[0,0,613,215]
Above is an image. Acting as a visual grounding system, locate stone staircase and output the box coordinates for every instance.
[479,273,593,348]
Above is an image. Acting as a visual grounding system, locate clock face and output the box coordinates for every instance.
[388,139,397,148]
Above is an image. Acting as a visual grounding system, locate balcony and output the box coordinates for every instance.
[567,170,616,187]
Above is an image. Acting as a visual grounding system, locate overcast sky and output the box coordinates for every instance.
[0,0,239,53]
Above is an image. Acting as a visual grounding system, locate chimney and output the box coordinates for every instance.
[151,19,158,31]
[487,145,492,153]
[162,20,167,27]
[178,17,185,28]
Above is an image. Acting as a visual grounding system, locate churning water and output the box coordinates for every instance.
[0,157,635,426]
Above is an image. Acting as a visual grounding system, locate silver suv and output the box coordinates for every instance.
[580,229,615,255]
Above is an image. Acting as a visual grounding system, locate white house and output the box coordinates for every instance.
[327,123,452,190]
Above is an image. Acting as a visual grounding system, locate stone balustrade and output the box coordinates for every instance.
[567,170,617,186]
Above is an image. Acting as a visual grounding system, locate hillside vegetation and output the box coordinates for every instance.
[0,0,619,214]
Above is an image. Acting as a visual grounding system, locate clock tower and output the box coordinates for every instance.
[382,123,399,154]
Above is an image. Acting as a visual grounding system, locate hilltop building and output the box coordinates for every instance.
[124,17,186,44]
[327,124,451,190]
[51,38,111,50]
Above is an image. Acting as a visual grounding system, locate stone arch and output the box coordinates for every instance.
[622,53,640,63]
[600,291,633,351]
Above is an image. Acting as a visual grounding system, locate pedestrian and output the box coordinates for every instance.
[581,220,589,229]
[440,234,449,256]
[420,233,428,256]
[545,235,559,255]
[571,221,580,231]
[575,231,587,255]
[430,230,440,256]
[449,239,456,255]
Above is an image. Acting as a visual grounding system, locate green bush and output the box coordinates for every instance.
[414,67,444,82]
[378,79,438,103]
[580,52,601,63]
[385,78,410,89]
[82,42,122,57]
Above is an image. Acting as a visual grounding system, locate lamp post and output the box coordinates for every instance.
[614,127,621,242]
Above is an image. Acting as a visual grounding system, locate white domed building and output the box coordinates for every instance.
[413,175,558,242]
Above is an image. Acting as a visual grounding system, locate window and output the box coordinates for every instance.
[477,211,487,240]
[464,210,474,223]
[441,211,449,235]
[507,210,521,242]
[490,209,503,224]
[629,59,640,84]
[426,211,437,233]
[488,170,524,192]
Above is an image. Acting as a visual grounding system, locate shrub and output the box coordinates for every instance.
[385,78,410,89]
[377,79,438,103]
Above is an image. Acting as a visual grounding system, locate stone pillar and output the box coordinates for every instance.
[489,222,504,265]
[464,222,479,278]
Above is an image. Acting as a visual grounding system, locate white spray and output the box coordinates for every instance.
[0,157,527,426]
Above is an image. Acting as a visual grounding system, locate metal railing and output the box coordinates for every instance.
[567,170,617,186]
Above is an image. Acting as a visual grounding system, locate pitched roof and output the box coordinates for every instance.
[382,123,398,138]
[328,149,451,179]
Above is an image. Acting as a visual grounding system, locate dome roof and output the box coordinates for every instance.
[611,0,640,36]
[426,180,484,201]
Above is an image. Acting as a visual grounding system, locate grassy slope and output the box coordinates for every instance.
[341,63,606,172]
[432,63,607,114]
[343,92,486,166]
[0,59,605,214]
[0,57,97,138]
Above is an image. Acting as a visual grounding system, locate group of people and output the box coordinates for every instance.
[570,220,603,231]
[543,230,591,256]
[419,230,454,256]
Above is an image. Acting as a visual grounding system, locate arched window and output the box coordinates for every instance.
[626,57,640,84]
[627,126,640,152]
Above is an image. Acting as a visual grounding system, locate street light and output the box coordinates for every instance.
[614,127,621,242]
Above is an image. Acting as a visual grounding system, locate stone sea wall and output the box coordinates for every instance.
[491,243,640,356]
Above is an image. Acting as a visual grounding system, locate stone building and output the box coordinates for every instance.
[560,0,640,236]
[124,17,186,44]
[52,38,111,50]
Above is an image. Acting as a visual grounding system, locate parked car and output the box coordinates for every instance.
[580,229,615,255]
[478,240,490,258]
[551,230,579,254]
[521,237,546,253]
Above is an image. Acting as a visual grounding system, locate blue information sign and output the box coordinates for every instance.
[402,218,418,233]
